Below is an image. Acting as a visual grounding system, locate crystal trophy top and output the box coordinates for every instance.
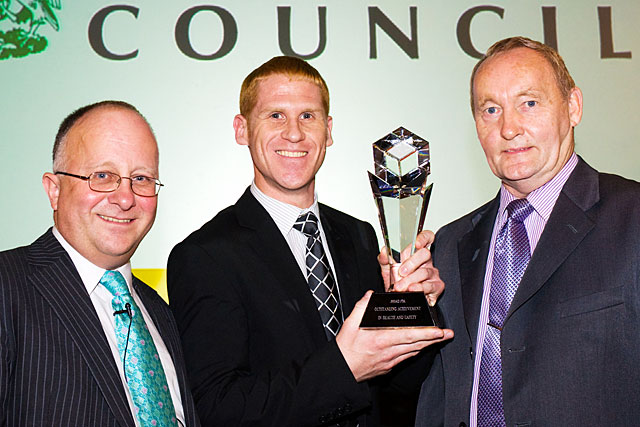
[368,127,433,265]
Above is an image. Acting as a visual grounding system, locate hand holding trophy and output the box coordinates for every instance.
[360,127,441,328]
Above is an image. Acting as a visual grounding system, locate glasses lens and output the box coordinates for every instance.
[131,176,160,196]
[89,172,120,192]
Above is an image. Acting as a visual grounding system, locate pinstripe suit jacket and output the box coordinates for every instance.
[0,229,200,427]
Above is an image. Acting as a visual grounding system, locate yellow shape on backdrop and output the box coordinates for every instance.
[133,268,168,303]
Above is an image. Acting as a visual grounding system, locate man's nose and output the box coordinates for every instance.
[500,108,523,140]
[107,177,136,210]
[281,119,304,143]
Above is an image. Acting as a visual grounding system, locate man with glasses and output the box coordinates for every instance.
[0,100,200,426]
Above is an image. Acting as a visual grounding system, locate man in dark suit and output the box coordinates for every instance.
[168,56,453,426]
[0,101,200,426]
[415,36,640,426]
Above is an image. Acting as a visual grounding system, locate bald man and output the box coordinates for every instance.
[0,101,199,426]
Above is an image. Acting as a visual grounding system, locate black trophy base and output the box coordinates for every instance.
[359,291,440,329]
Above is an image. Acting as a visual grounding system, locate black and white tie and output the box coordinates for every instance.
[294,212,343,339]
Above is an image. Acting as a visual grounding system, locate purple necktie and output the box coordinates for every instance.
[478,199,534,426]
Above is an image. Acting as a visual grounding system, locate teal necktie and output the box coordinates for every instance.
[100,270,177,426]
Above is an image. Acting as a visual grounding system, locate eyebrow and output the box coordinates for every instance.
[257,105,325,116]
[515,88,543,98]
[475,87,545,109]
[82,162,158,175]
[474,98,495,111]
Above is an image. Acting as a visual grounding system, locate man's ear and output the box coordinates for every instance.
[233,114,249,146]
[325,115,334,147]
[568,86,583,128]
[42,172,60,210]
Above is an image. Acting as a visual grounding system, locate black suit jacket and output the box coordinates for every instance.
[415,158,640,426]
[0,229,200,427]
[168,188,388,426]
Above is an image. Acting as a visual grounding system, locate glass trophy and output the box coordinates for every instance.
[360,127,440,328]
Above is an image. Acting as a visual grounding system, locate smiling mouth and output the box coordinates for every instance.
[99,215,132,224]
[505,147,531,153]
[276,150,307,158]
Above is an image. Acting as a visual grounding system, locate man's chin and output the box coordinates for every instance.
[95,241,140,264]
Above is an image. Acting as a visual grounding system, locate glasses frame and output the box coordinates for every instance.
[55,171,164,197]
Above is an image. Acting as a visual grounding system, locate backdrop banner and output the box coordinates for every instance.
[2,1,638,285]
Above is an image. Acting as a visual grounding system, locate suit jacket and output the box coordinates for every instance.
[416,158,640,426]
[168,188,389,426]
[0,229,200,427]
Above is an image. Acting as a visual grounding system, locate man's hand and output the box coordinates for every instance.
[336,291,454,382]
[378,230,443,306]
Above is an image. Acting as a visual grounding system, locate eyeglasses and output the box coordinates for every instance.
[55,171,164,197]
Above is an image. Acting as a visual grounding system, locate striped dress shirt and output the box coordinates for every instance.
[469,153,578,426]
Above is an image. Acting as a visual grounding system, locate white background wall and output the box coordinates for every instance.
[1,0,638,268]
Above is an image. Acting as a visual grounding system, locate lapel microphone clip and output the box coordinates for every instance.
[113,302,132,318]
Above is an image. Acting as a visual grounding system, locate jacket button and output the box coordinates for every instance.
[459,423,467,427]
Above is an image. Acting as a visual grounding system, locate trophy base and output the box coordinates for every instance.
[359,291,441,329]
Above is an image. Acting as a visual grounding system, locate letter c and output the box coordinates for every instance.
[88,5,139,60]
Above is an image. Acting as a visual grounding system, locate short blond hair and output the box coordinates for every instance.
[470,36,576,112]
[239,56,330,117]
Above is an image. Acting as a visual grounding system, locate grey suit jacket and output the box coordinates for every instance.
[0,229,200,426]
[416,158,640,426]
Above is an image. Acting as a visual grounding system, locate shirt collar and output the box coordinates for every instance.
[250,181,320,237]
[497,152,578,223]
[52,226,133,295]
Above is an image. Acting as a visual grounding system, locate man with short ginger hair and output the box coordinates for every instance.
[168,56,453,426]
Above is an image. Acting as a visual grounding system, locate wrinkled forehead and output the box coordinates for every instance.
[475,48,556,89]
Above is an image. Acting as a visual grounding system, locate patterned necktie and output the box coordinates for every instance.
[478,199,534,426]
[294,212,343,340]
[100,270,177,426]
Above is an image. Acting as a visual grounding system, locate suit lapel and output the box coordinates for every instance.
[235,189,327,345]
[134,278,174,354]
[457,197,499,345]
[507,158,598,319]
[26,230,134,427]
[319,205,362,315]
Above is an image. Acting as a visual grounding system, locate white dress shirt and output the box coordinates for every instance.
[52,227,185,427]
[250,182,345,324]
